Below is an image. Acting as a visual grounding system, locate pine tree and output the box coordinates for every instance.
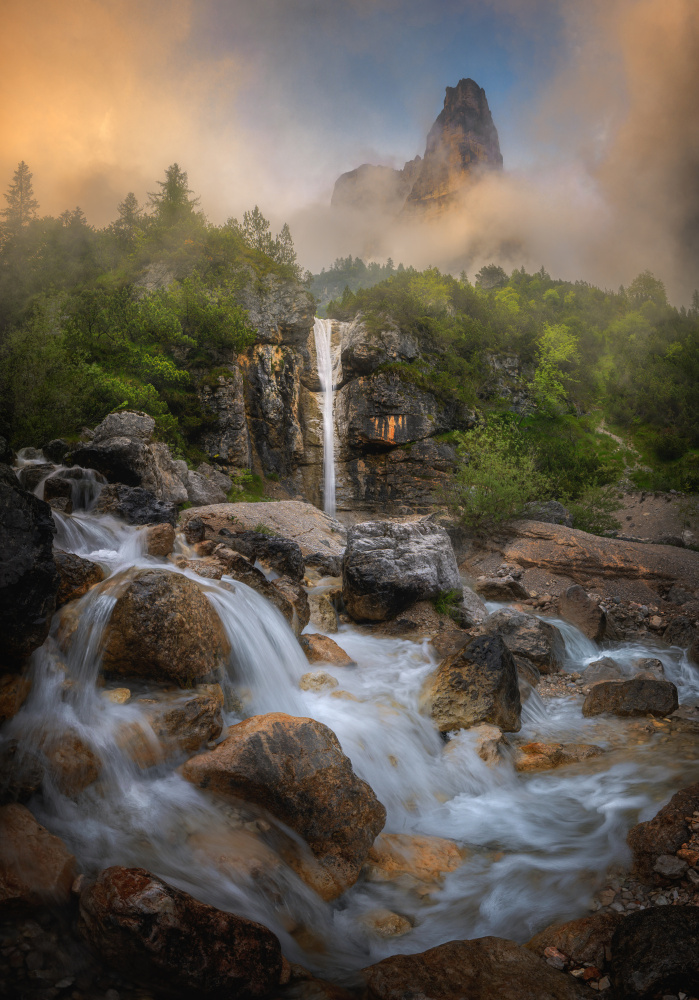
[112,192,144,245]
[274,222,297,268]
[148,164,199,225]
[2,161,39,233]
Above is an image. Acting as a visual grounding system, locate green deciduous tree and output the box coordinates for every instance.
[531,322,580,417]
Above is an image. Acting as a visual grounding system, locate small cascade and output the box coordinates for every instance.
[313,316,341,516]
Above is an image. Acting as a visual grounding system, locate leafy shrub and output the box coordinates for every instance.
[566,484,623,535]
[444,419,552,535]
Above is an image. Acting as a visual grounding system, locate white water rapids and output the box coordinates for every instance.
[312,317,341,516]
[5,456,699,981]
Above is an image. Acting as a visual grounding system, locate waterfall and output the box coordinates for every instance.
[313,317,340,516]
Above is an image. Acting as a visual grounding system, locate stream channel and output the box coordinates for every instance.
[6,453,699,983]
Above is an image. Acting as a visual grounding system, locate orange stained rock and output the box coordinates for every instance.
[370,414,406,443]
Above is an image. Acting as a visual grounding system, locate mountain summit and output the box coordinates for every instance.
[332,78,502,215]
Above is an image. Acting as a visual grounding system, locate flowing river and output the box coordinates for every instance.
[5,453,699,983]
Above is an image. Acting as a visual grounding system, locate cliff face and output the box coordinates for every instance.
[406,78,502,212]
[186,281,472,517]
[331,78,502,215]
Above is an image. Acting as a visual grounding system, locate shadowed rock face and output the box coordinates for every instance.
[627,782,699,878]
[582,678,678,718]
[78,866,283,997]
[610,906,699,999]
[362,936,590,1000]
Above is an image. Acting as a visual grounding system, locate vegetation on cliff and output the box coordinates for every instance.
[0,163,302,456]
[327,266,699,495]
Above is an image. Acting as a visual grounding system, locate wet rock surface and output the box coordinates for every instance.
[478,608,565,675]
[101,569,231,686]
[0,464,58,669]
[94,482,178,525]
[342,520,461,621]
[421,634,522,733]
[362,936,590,1000]
[0,804,76,913]
[224,530,306,581]
[78,866,283,997]
[627,782,699,878]
[610,906,699,999]
[513,741,604,772]
[582,679,679,718]
[299,634,355,667]
[0,674,32,724]
[558,584,609,641]
[181,712,386,899]
[54,550,104,607]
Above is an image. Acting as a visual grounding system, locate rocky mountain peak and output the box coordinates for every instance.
[331,78,502,215]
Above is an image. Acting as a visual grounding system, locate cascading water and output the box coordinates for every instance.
[6,454,699,981]
[312,316,340,516]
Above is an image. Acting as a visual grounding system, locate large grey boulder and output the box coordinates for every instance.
[184,463,230,506]
[68,411,188,503]
[342,520,462,621]
[525,500,573,527]
[0,465,58,668]
[582,679,678,718]
[479,608,565,675]
[95,483,177,525]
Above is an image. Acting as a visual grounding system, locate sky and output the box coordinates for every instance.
[2,0,698,298]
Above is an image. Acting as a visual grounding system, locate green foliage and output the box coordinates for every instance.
[531,323,580,417]
[432,589,462,617]
[566,484,623,535]
[253,523,277,536]
[475,264,508,289]
[1,161,39,234]
[228,207,301,277]
[445,419,552,535]
[310,255,402,309]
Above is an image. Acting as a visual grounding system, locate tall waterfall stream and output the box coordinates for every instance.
[312,317,341,516]
[7,453,699,982]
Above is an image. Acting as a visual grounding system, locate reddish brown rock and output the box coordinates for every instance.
[475,575,529,601]
[0,673,31,723]
[582,679,678,718]
[100,569,230,686]
[421,635,521,734]
[78,866,282,997]
[514,742,604,772]
[118,685,224,769]
[54,549,105,607]
[212,546,308,635]
[0,803,76,913]
[526,912,623,969]
[627,782,699,878]
[42,729,101,796]
[557,585,608,641]
[144,521,175,557]
[362,936,590,999]
[182,713,386,899]
[299,634,355,667]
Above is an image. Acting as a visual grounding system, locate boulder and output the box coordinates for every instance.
[101,569,230,686]
[0,464,58,668]
[181,713,386,899]
[610,906,699,999]
[43,439,70,463]
[43,475,73,507]
[0,803,76,913]
[54,550,104,607]
[299,671,339,693]
[68,411,188,503]
[299,634,354,667]
[364,833,464,889]
[421,634,521,733]
[144,521,175,557]
[558,585,608,641]
[362,937,590,1000]
[308,592,338,632]
[474,575,529,601]
[634,656,665,679]
[17,461,55,491]
[185,468,229,506]
[118,685,224,768]
[270,576,310,634]
[180,501,346,558]
[95,483,177,526]
[208,547,306,634]
[455,585,488,627]
[526,912,623,970]
[0,673,32,723]
[304,552,343,577]
[583,657,627,683]
[513,742,604,772]
[627,782,699,878]
[78,866,283,997]
[0,742,44,804]
[664,615,699,665]
[41,729,101,796]
[582,679,678,718]
[342,520,461,622]
[221,530,305,581]
[525,500,573,527]
[479,608,565,675]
